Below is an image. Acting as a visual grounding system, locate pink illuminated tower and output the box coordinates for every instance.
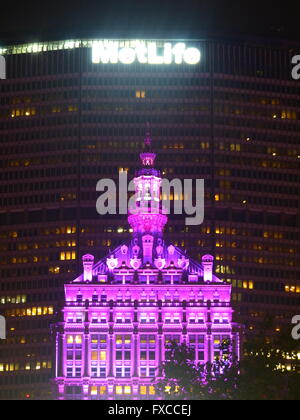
[53,128,241,400]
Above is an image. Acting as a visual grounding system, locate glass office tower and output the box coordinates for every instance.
[0,38,299,399]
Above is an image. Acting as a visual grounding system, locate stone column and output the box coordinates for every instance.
[84,333,89,377]
[207,332,212,364]
[132,331,139,398]
[83,332,90,400]
[108,334,114,377]
[56,329,65,400]
[158,334,163,377]
[108,334,114,398]
[57,331,65,378]
[133,332,138,377]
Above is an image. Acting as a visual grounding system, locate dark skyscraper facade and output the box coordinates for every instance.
[0,38,299,399]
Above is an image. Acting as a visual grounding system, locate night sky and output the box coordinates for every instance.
[0,0,300,45]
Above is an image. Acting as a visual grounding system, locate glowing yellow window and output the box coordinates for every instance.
[91,386,98,395]
[99,386,106,395]
[124,386,131,395]
[116,386,123,395]
[75,335,82,344]
[100,351,106,361]
[149,386,156,395]
[0,364,3,372]
[116,336,122,345]
[140,386,147,395]
[91,351,98,361]
[136,90,146,99]
[67,335,74,344]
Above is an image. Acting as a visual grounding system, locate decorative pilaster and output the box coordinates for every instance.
[84,333,89,378]
[133,332,139,378]
[56,329,65,378]
[60,332,65,378]
[108,334,114,378]
[158,334,163,376]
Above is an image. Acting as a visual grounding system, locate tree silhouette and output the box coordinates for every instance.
[156,330,300,400]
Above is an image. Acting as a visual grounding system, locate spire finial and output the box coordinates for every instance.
[144,122,152,149]
[139,122,156,168]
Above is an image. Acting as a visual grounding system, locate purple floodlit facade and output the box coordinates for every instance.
[54,131,241,400]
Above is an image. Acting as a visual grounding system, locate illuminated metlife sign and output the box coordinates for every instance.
[92,40,201,65]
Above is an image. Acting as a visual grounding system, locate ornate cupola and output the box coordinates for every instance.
[128,123,168,236]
